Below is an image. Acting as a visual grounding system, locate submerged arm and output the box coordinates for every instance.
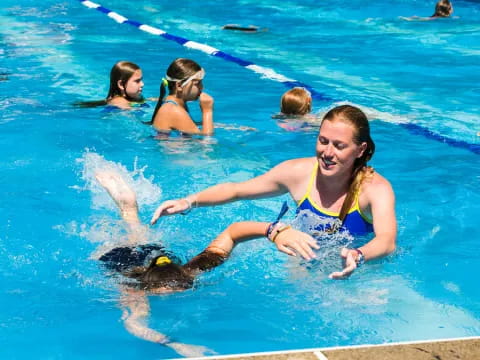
[330,177,397,279]
[120,289,211,357]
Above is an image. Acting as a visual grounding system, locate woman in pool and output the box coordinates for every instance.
[148,58,214,136]
[94,170,288,356]
[75,61,146,109]
[151,104,397,279]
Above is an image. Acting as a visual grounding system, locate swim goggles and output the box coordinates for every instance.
[165,68,205,87]
[156,256,172,266]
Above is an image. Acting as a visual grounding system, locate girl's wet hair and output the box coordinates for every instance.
[280,88,312,116]
[148,58,202,124]
[433,0,453,17]
[107,61,141,101]
[321,105,375,227]
[73,61,141,108]
[124,255,194,291]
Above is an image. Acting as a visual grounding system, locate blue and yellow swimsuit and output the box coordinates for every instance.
[296,163,373,236]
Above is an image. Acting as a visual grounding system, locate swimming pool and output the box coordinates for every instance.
[1,0,479,358]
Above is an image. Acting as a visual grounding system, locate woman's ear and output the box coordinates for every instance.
[357,142,367,158]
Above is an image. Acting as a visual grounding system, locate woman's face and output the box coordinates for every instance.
[123,69,144,100]
[315,119,366,178]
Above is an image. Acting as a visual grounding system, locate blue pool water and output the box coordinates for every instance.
[1,0,480,358]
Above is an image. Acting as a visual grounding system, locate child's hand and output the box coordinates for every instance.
[199,92,214,112]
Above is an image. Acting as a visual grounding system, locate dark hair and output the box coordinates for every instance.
[321,105,375,225]
[73,61,141,108]
[433,0,453,17]
[124,255,194,291]
[107,61,141,101]
[148,58,202,124]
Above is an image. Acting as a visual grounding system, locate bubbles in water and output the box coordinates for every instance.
[289,210,354,275]
[77,150,162,210]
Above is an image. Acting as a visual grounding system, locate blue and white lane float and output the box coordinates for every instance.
[78,0,480,155]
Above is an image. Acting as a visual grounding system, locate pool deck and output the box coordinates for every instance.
[179,336,480,360]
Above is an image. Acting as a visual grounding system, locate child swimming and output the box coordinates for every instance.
[93,170,282,356]
[279,87,312,116]
[272,87,318,131]
[75,61,147,109]
[401,0,453,21]
[148,58,214,136]
[106,61,146,109]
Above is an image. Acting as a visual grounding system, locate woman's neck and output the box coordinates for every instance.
[315,171,351,207]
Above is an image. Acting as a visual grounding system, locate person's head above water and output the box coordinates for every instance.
[318,104,375,223]
[432,0,453,17]
[107,61,144,102]
[280,87,312,116]
[149,58,205,124]
[320,104,375,172]
[162,58,204,101]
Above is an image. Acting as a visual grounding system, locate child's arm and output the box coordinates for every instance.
[120,289,212,357]
[198,92,214,135]
[152,97,213,136]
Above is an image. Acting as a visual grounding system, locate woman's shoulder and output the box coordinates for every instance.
[361,169,394,198]
[274,157,315,179]
[279,157,315,168]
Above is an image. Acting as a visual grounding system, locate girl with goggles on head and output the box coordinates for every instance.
[147,58,214,137]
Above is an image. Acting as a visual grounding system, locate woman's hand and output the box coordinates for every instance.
[329,248,358,279]
[273,227,319,260]
[199,92,214,113]
[150,198,190,225]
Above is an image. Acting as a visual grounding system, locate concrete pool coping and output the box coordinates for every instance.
[176,336,480,360]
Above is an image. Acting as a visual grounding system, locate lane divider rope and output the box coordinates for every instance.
[78,0,480,155]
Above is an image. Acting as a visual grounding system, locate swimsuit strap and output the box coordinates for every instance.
[351,180,373,223]
[163,99,179,106]
[297,161,318,205]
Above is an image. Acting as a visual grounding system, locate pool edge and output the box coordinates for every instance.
[174,336,480,360]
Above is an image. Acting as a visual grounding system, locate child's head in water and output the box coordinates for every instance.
[432,0,453,17]
[280,87,312,116]
[107,61,144,102]
[124,255,194,291]
[123,250,225,292]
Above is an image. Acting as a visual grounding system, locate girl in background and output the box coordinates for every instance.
[75,61,146,109]
[273,87,318,131]
[279,87,312,117]
[401,0,454,21]
[148,58,214,136]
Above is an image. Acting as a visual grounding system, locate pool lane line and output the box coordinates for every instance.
[77,0,330,102]
[78,0,480,156]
